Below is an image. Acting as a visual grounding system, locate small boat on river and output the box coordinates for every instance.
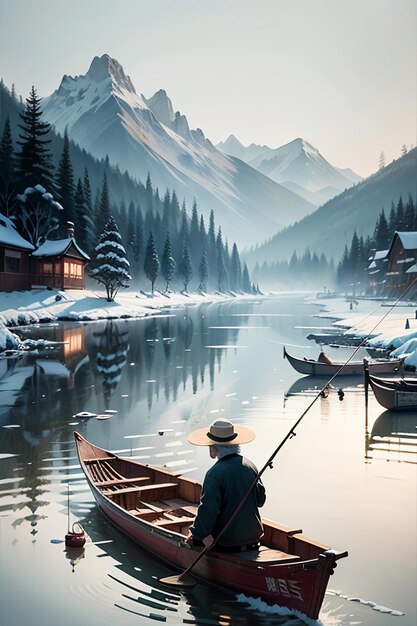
[74,432,347,620]
[283,347,403,377]
[366,372,417,411]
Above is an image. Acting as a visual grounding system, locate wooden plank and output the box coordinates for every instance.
[231,546,300,564]
[104,482,178,498]
[85,457,114,464]
[96,477,150,487]
[155,516,194,526]
[154,519,193,530]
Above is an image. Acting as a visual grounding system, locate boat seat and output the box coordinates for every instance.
[154,516,194,528]
[226,545,300,564]
[104,482,178,498]
[96,476,150,487]
[128,507,156,516]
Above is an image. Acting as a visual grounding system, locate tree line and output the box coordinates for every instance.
[251,248,335,291]
[0,85,255,298]
[336,194,416,291]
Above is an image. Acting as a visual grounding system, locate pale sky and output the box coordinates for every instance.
[1,0,415,177]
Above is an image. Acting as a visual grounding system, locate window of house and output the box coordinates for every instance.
[41,262,53,274]
[5,255,20,273]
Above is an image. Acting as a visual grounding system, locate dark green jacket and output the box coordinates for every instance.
[190,453,266,547]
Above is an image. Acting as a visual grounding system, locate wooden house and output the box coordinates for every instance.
[32,224,90,290]
[0,214,35,291]
[385,232,417,297]
[367,249,389,294]
[0,217,90,292]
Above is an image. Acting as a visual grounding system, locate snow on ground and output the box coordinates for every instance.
[312,295,417,369]
[0,288,252,349]
[2,289,417,368]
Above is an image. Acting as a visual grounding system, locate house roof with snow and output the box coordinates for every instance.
[373,249,389,260]
[33,237,90,260]
[392,232,417,250]
[0,214,35,251]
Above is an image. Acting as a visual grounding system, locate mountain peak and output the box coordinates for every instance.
[222,134,244,149]
[86,54,136,93]
[143,89,175,127]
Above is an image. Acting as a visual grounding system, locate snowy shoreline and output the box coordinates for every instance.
[312,295,417,369]
[0,287,262,351]
[2,289,417,368]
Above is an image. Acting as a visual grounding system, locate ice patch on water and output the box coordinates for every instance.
[0,453,17,460]
[327,590,404,616]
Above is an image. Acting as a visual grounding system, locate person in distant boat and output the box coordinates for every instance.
[318,351,333,365]
[186,418,266,552]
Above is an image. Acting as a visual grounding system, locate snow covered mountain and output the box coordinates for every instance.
[217,135,362,205]
[247,147,417,265]
[42,55,315,247]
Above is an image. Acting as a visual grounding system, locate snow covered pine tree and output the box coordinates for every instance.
[90,216,131,301]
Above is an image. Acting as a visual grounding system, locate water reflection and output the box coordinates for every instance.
[80,508,308,626]
[366,410,417,464]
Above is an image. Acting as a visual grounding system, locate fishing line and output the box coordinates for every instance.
[161,279,416,587]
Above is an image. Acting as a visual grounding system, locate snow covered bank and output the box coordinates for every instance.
[312,295,417,369]
[0,288,255,348]
[0,323,23,351]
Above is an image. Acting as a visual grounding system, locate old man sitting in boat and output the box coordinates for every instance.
[186,418,266,552]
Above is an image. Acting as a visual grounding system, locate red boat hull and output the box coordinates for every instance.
[75,433,346,620]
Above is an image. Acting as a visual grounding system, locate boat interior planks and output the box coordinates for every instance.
[75,432,348,620]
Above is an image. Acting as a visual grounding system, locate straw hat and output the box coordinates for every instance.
[188,418,255,446]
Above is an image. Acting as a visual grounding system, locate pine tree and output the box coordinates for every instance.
[199,213,207,250]
[395,196,405,231]
[56,127,75,226]
[374,209,390,249]
[133,207,144,281]
[162,189,171,232]
[216,228,228,291]
[230,243,242,292]
[242,263,252,293]
[388,201,396,239]
[0,117,16,214]
[161,233,176,292]
[178,242,192,292]
[189,199,200,267]
[198,249,209,292]
[378,151,386,170]
[144,231,160,293]
[95,173,110,240]
[15,86,54,191]
[74,178,94,252]
[90,216,131,301]
[207,209,216,285]
[83,167,92,212]
[145,172,153,208]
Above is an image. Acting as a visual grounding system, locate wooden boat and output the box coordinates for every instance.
[284,347,403,377]
[74,432,347,620]
[367,372,417,411]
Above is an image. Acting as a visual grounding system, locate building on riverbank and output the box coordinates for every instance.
[0,216,90,292]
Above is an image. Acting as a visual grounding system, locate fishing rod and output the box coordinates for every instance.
[160,280,416,588]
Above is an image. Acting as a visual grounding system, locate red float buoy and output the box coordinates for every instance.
[65,522,86,548]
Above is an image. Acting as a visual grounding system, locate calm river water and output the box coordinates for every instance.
[0,295,415,626]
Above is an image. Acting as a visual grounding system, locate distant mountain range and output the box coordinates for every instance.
[0,81,157,213]
[247,147,417,264]
[41,54,316,247]
[216,135,362,206]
